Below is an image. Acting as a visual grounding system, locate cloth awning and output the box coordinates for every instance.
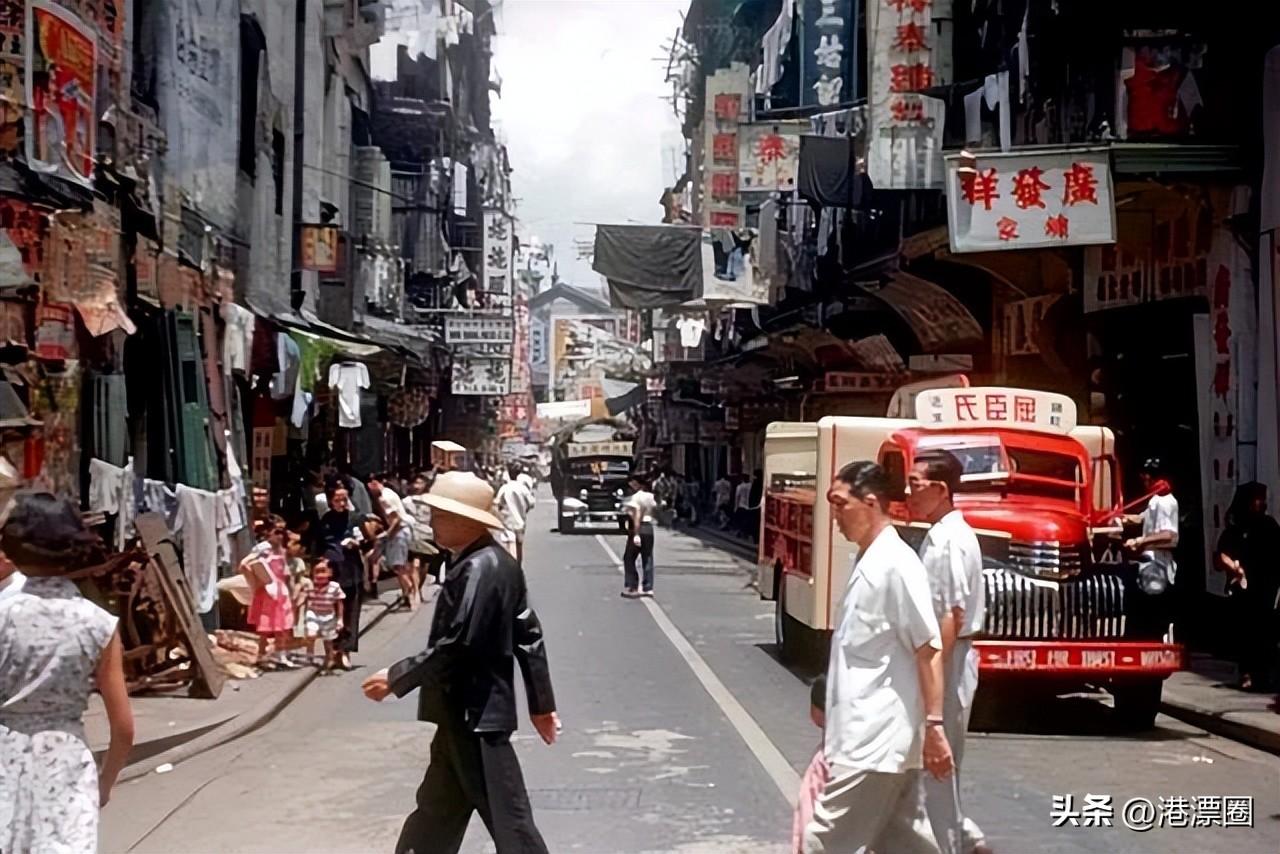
[857,272,984,354]
[798,135,874,209]
[602,378,644,415]
[593,224,702,310]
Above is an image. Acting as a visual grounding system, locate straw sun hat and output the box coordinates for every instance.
[422,471,503,529]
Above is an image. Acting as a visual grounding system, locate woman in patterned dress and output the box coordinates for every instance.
[0,492,135,854]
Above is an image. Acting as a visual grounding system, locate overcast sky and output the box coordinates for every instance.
[490,0,687,288]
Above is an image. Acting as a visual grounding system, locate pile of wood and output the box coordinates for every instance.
[71,513,225,699]
[210,630,264,680]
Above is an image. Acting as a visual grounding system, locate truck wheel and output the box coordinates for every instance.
[558,515,575,535]
[1112,681,1162,731]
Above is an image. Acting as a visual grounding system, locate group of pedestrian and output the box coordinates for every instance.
[796,452,991,854]
[711,470,763,541]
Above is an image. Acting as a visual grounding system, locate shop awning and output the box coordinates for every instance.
[602,377,644,415]
[856,272,984,354]
[593,224,702,310]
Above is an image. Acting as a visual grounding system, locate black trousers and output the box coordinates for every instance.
[337,582,362,653]
[623,523,655,592]
[396,717,547,854]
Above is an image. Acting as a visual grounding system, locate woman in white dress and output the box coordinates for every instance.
[0,492,135,854]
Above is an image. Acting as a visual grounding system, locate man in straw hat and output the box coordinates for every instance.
[363,470,559,854]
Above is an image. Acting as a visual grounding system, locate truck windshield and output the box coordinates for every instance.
[917,435,1082,502]
[568,460,631,477]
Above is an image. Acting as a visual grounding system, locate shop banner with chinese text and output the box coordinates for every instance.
[801,0,856,108]
[945,148,1116,253]
[483,211,513,302]
[452,357,512,396]
[867,0,944,189]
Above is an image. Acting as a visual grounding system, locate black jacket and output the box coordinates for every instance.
[314,509,363,589]
[387,535,555,732]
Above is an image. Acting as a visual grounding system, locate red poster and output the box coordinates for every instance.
[25,0,97,186]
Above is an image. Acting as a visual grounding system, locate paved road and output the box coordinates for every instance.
[103,493,1280,853]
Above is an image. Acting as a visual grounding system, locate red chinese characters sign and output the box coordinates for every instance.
[915,387,1079,435]
[868,0,944,190]
[945,149,1116,253]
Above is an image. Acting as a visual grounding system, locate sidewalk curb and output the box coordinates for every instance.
[666,523,757,561]
[1159,696,1280,757]
[117,594,400,784]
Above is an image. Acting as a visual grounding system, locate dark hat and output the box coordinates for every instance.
[1,491,100,568]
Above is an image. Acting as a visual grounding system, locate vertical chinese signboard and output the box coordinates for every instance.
[945,148,1116,253]
[801,0,856,108]
[867,0,945,189]
[24,0,97,187]
[483,211,513,304]
[702,63,749,228]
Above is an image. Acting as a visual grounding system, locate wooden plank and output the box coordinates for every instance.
[134,513,225,700]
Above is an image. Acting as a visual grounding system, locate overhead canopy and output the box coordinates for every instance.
[602,377,644,415]
[857,272,984,354]
[593,224,702,310]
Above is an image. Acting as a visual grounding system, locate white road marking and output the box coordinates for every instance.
[594,534,800,807]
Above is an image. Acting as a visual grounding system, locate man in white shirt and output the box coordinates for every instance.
[1124,457,1180,639]
[803,460,952,854]
[907,450,991,854]
[496,463,536,564]
[369,476,417,610]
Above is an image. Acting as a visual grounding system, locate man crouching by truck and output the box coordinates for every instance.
[802,461,952,854]
[908,451,993,854]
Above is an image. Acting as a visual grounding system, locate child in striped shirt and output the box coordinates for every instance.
[304,559,346,672]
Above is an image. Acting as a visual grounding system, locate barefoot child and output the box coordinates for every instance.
[793,673,829,853]
[305,559,345,671]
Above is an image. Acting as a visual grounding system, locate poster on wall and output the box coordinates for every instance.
[24,0,97,187]
[738,122,804,192]
[866,0,945,189]
[483,211,513,299]
[452,357,512,396]
[945,149,1116,253]
[300,225,339,272]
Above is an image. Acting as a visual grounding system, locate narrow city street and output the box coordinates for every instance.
[102,494,1280,854]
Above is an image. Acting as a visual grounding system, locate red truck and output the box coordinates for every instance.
[758,386,1183,728]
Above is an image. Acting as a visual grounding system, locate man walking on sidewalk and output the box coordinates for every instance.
[362,471,560,854]
[495,463,535,564]
[908,450,992,854]
[803,460,952,854]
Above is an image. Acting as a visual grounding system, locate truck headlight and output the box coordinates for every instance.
[562,498,586,511]
[579,488,588,500]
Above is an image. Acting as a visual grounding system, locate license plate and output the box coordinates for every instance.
[577,520,617,529]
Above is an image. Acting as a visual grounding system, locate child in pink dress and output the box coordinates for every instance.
[793,673,830,853]
[244,515,297,669]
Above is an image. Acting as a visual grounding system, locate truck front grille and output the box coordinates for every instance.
[1007,540,1084,579]
[983,568,1126,640]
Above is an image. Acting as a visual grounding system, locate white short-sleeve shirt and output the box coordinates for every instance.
[918,510,986,638]
[826,525,942,774]
[1142,493,1179,584]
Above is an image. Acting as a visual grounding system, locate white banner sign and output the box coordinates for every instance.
[445,317,514,345]
[867,0,945,189]
[482,211,513,298]
[915,387,1078,435]
[566,441,633,459]
[738,122,804,192]
[536,399,592,420]
[452,357,511,396]
[945,149,1116,253]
